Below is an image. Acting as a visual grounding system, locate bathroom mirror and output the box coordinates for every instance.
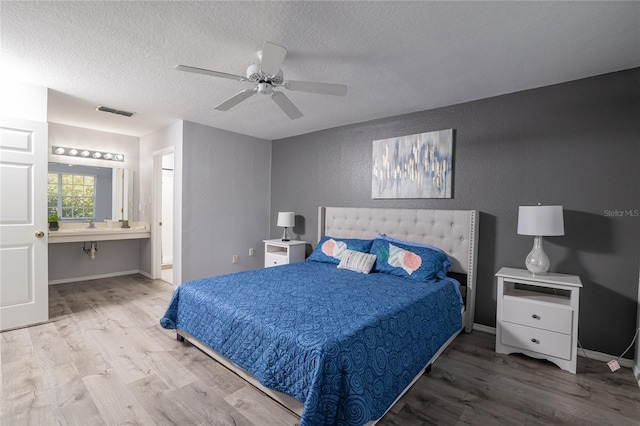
[48,162,133,222]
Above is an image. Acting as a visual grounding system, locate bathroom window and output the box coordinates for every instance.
[48,173,96,220]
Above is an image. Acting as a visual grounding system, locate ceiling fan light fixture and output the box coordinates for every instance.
[257,82,273,95]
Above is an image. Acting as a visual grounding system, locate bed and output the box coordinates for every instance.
[160,207,478,425]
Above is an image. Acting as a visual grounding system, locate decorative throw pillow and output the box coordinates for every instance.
[370,238,451,281]
[307,236,375,264]
[375,233,452,279]
[337,249,377,274]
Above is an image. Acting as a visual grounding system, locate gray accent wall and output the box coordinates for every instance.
[181,121,271,282]
[271,68,640,359]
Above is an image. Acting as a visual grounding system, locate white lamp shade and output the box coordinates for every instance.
[277,212,295,228]
[517,205,564,236]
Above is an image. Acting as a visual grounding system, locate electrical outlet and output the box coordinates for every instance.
[249,248,254,256]
[607,359,620,372]
[232,255,238,264]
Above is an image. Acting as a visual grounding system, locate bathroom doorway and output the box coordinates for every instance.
[153,148,175,285]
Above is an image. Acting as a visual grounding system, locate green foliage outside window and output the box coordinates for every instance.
[47,173,96,220]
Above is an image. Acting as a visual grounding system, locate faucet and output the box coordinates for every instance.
[88,219,95,229]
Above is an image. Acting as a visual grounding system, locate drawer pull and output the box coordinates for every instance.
[532,314,540,319]
[531,338,540,344]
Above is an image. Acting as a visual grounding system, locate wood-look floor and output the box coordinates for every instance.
[2,274,638,425]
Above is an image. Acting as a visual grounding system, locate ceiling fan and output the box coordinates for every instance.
[175,41,347,120]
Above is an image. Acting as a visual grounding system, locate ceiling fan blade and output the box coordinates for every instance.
[214,89,256,111]
[271,91,303,119]
[284,80,347,97]
[259,42,287,75]
[175,65,246,81]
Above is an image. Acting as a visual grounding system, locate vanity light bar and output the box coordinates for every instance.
[52,146,125,162]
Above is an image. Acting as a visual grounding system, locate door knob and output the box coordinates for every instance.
[35,231,45,238]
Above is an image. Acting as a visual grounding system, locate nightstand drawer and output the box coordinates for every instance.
[265,252,287,267]
[503,296,572,334]
[501,321,572,360]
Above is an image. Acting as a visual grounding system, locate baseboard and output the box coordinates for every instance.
[472,324,635,369]
[137,270,153,279]
[579,348,634,368]
[473,323,496,334]
[48,270,141,285]
[633,365,640,389]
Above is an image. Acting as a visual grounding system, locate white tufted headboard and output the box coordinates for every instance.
[318,206,479,332]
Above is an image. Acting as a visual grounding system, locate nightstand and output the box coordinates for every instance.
[263,239,307,268]
[495,267,582,373]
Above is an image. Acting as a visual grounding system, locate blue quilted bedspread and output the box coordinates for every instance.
[160,261,461,426]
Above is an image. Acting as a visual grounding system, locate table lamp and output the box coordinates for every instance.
[517,203,564,274]
[277,212,295,241]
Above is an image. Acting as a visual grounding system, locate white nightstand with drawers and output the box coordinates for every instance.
[263,239,307,268]
[495,267,582,373]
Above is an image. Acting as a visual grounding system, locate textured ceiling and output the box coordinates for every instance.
[2,1,638,140]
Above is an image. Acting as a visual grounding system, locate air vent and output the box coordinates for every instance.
[96,106,134,117]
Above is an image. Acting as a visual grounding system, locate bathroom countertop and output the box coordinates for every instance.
[48,222,151,244]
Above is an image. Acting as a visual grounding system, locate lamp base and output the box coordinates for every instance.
[281,227,290,242]
[525,236,550,275]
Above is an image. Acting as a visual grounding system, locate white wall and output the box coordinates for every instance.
[0,80,47,122]
[181,121,271,282]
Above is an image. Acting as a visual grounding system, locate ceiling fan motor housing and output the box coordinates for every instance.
[246,63,260,79]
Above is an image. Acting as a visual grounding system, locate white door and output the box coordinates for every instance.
[0,117,48,331]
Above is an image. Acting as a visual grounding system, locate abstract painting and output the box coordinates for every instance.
[372,129,453,199]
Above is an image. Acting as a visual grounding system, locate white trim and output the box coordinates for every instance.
[48,270,141,285]
[473,323,496,334]
[633,365,640,388]
[138,270,152,279]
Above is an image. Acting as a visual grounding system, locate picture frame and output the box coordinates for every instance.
[372,129,453,199]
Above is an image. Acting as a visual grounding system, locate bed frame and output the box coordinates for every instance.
[177,206,478,424]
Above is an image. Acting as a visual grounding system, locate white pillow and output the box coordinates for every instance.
[337,249,377,274]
